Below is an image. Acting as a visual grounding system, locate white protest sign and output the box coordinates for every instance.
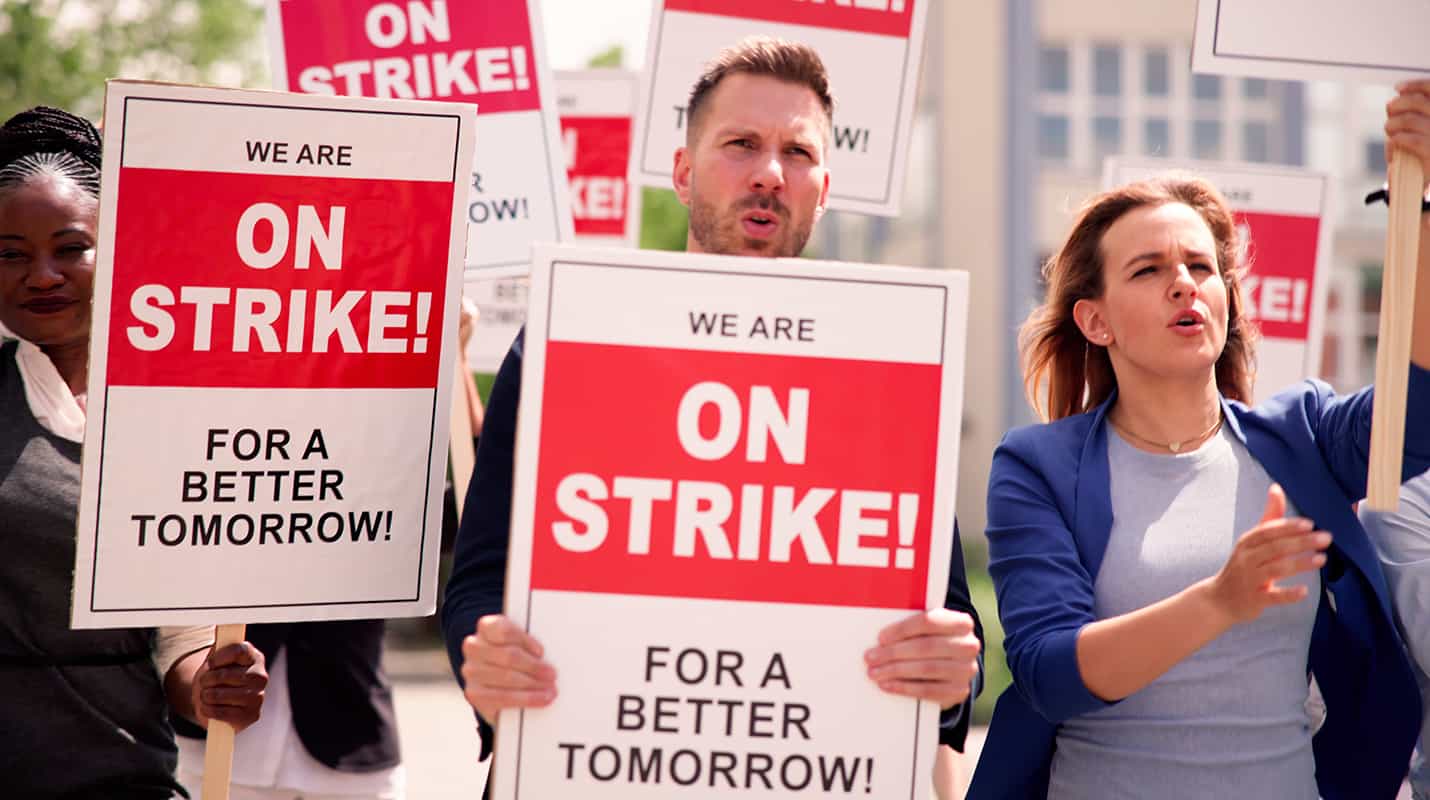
[632,0,929,216]
[558,69,642,247]
[1192,0,1430,84]
[462,275,527,374]
[1104,158,1333,403]
[268,0,573,278]
[495,244,968,798]
[72,81,476,627]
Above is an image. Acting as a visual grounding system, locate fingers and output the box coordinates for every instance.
[475,614,545,658]
[195,643,268,731]
[1241,527,1331,569]
[867,613,980,711]
[1258,483,1287,524]
[461,615,558,722]
[203,642,259,670]
[1386,89,1430,180]
[875,608,974,647]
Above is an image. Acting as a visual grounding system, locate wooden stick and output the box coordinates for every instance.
[1367,150,1426,511]
[449,355,477,516]
[200,623,247,800]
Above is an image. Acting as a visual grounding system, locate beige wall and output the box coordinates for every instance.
[938,1,1007,541]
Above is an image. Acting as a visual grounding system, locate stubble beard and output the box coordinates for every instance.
[688,194,814,258]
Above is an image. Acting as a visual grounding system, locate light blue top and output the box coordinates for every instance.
[1048,427,1318,799]
[1361,471,1430,800]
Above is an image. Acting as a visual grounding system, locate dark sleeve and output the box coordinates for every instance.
[937,518,984,751]
[1308,364,1430,499]
[986,433,1114,724]
[440,329,524,759]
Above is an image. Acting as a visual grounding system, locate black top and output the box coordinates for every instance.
[0,342,184,799]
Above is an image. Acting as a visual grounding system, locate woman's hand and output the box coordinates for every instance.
[1385,79,1430,196]
[1206,484,1329,626]
[190,641,268,732]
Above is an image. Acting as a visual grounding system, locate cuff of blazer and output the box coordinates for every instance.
[1025,625,1115,723]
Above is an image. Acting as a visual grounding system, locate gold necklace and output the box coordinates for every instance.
[1109,412,1223,453]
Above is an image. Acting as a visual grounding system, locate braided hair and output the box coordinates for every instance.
[0,106,102,198]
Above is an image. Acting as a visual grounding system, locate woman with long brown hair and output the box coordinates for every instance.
[969,81,1430,800]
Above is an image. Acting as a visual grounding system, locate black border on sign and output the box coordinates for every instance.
[513,257,950,800]
[118,95,464,182]
[88,93,456,614]
[637,6,911,207]
[1210,0,1430,74]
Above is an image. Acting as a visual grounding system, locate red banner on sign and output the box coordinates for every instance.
[276,0,541,113]
[107,168,452,389]
[529,341,940,610]
[663,0,914,39]
[1236,210,1319,341]
[561,116,631,237]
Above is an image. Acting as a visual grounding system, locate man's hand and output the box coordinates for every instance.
[865,609,980,710]
[461,614,558,724]
[191,642,268,732]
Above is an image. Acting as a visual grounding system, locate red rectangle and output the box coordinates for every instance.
[664,0,914,39]
[277,0,541,113]
[1236,210,1319,341]
[106,167,453,388]
[560,116,631,237]
[529,342,941,610]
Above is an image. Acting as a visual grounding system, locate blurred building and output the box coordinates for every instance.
[814,0,1397,541]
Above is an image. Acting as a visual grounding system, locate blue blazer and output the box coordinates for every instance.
[969,366,1430,800]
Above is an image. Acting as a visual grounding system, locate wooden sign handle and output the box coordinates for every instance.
[449,354,477,517]
[1367,149,1426,510]
[200,623,248,800]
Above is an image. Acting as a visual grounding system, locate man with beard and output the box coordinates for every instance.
[441,36,983,771]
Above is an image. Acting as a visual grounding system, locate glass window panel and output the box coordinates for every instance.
[1094,45,1121,96]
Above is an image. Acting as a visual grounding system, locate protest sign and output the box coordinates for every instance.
[462,276,527,374]
[632,0,930,216]
[1192,0,1430,84]
[72,80,476,628]
[558,70,641,246]
[1104,158,1332,403]
[1192,0,1430,508]
[494,244,969,798]
[268,0,572,278]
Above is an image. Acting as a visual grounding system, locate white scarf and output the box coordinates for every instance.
[3,326,86,443]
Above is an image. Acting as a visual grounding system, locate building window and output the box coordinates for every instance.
[1243,121,1270,163]
[1366,139,1388,175]
[1193,74,1222,101]
[1144,118,1170,156]
[1193,119,1222,159]
[1040,46,1069,92]
[1093,45,1121,96]
[1144,47,1170,96]
[1038,115,1070,160]
[1243,78,1268,99]
[1093,116,1122,164]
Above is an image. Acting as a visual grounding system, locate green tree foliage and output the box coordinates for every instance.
[0,0,264,121]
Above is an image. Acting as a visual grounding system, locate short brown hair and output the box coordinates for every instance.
[1020,175,1258,421]
[685,36,834,143]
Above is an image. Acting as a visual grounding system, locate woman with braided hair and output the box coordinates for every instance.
[0,106,267,799]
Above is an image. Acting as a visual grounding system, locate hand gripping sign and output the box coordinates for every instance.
[1192,0,1429,509]
[558,69,642,246]
[495,244,969,799]
[1104,158,1332,404]
[268,0,573,278]
[632,0,930,217]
